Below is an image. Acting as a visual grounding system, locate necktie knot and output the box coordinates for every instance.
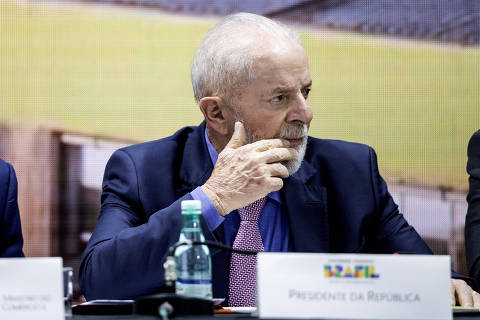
[237,197,266,221]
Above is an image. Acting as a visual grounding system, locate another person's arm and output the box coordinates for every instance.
[465,131,480,297]
[0,160,24,257]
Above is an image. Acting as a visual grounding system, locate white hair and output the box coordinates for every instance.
[191,12,302,104]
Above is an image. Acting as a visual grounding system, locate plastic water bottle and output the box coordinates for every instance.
[174,200,212,299]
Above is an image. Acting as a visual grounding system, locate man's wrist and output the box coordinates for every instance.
[201,184,228,216]
[190,187,224,231]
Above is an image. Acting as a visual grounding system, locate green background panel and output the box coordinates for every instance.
[1,1,479,189]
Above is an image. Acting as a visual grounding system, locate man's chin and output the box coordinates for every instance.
[282,138,307,175]
[282,160,302,176]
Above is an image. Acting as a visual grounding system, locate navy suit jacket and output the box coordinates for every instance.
[0,158,24,257]
[80,122,433,301]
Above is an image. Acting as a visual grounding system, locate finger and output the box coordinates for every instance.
[259,148,298,164]
[267,177,284,191]
[458,290,474,308]
[473,291,480,309]
[268,163,289,178]
[225,121,246,150]
[243,138,290,152]
[451,280,456,306]
[454,280,474,307]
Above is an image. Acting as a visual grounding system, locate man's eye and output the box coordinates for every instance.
[272,95,285,102]
[302,88,311,99]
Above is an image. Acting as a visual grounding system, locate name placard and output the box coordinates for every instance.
[0,257,64,320]
[257,253,451,320]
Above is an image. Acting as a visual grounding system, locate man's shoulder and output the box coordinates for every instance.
[117,124,203,159]
[306,137,373,162]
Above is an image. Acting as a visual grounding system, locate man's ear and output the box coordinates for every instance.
[199,96,230,135]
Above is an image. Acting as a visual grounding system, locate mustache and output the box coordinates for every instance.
[276,123,308,140]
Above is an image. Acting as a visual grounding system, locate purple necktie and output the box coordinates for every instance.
[228,197,267,307]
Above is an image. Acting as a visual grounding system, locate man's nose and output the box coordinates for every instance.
[286,92,313,124]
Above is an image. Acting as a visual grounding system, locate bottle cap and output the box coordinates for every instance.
[181,200,201,213]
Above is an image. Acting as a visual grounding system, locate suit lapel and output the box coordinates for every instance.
[177,122,225,247]
[178,122,213,190]
[282,160,330,253]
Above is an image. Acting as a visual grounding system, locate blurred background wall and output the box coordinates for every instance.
[1,0,479,301]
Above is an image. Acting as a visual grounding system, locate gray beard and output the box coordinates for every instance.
[239,120,308,175]
[275,123,308,175]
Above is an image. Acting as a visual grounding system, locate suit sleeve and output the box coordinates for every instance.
[0,163,24,257]
[465,131,480,283]
[367,148,432,254]
[79,149,191,300]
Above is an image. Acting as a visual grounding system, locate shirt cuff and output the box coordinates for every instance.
[190,187,224,232]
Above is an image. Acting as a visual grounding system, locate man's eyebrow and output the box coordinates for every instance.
[303,81,312,88]
[270,81,312,94]
[270,86,293,94]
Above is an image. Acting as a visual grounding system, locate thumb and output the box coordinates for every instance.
[225,121,246,149]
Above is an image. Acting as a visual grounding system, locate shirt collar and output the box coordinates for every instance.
[204,129,282,204]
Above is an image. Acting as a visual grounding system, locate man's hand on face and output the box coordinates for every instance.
[202,121,298,216]
[451,279,480,308]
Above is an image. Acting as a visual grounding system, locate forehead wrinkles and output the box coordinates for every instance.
[206,29,274,97]
[252,50,311,94]
[219,32,308,103]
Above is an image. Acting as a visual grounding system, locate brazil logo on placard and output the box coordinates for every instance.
[324,264,380,279]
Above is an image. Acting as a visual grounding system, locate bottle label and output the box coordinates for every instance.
[176,278,213,299]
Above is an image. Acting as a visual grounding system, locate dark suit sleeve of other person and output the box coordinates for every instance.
[465,130,480,284]
[79,126,211,301]
[0,159,24,257]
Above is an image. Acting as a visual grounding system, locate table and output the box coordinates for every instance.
[71,316,249,320]
[69,313,480,320]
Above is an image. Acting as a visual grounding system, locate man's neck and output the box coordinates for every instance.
[206,127,228,154]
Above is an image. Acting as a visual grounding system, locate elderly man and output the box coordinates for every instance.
[80,13,478,307]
